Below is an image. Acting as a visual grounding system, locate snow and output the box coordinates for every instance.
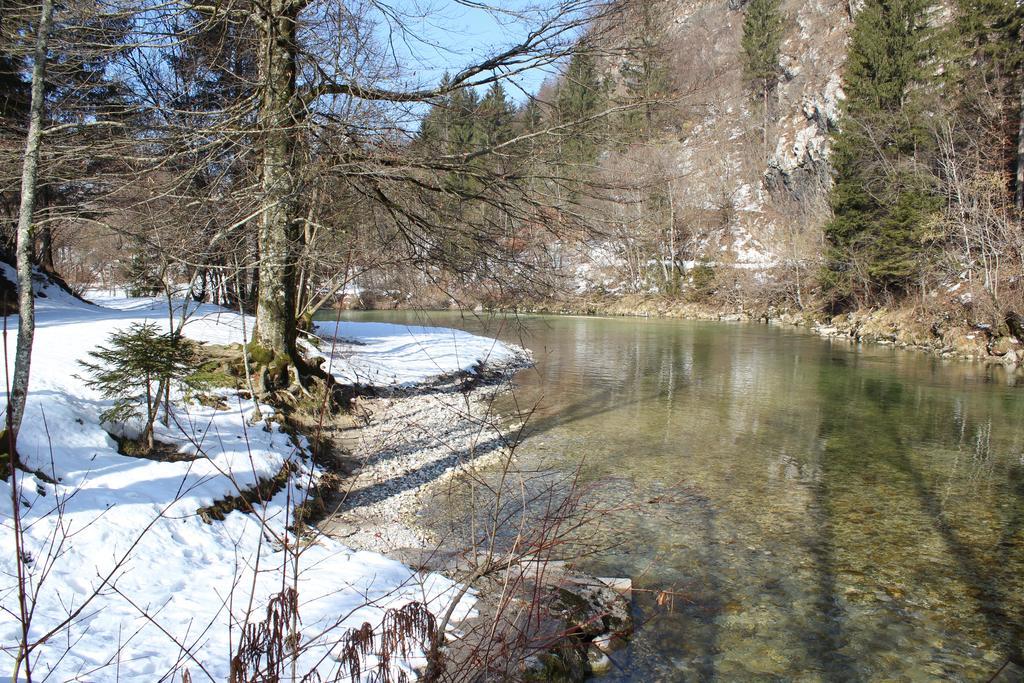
[0,279,521,681]
[310,321,525,387]
[730,227,777,269]
[731,183,762,213]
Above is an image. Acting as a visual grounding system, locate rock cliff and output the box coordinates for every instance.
[577,0,855,287]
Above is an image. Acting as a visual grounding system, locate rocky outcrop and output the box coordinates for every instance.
[570,0,854,293]
[662,0,851,257]
[765,71,844,200]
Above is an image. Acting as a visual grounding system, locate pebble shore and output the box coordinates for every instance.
[321,353,531,553]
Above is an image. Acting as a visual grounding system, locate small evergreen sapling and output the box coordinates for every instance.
[79,323,200,453]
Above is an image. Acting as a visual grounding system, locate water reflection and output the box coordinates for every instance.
[327,311,1024,681]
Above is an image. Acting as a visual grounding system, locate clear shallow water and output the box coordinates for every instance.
[323,310,1024,681]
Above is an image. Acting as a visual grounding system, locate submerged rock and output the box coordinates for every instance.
[587,645,613,674]
[549,577,634,640]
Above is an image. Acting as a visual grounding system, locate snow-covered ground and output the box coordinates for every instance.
[0,279,524,681]
[311,320,525,387]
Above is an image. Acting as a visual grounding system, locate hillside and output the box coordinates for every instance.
[548,0,852,297]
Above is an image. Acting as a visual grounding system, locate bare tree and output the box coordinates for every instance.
[8,0,54,441]
[51,0,622,401]
[1016,81,1023,211]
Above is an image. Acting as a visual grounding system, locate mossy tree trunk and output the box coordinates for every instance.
[254,0,304,384]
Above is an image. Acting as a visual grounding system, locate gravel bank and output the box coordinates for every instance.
[320,356,530,554]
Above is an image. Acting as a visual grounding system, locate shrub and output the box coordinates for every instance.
[686,264,718,302]
[79,323,200,453]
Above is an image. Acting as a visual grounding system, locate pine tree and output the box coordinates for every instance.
[556,46,605,166]
[510,96,547,163]
[417,78,486,196]
[741,0,786,153]
[478,82,515,148]
[823,0,941,308]
[619,1,671,139]
[415,81,491,268]
[418,73,455,152]
[520,97,543,133]
[123,250,164,297]
[448,85,483,155]
[419,79,484,159]
[79,323,200,453]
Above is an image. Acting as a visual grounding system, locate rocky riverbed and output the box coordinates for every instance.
[316,352,636,680]
[320,386,517,552]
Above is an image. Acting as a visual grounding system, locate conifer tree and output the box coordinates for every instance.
[417,79,486,198]
[415,82,492,268]
[741,0,786,153]
[620,0,671,139]
[79,323,200,453]
[448,86,483,156]
[513,96,547,162]
[478,82,515,148]
[556,46,605,166]
[823,0,941,308]
[418,73,455,152]
[520,97,543,133]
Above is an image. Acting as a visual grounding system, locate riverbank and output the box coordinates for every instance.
[305,314,534,553]
[351,283,1024,368]
[319,363,530,554]
[0,285,530,680]
[503,294,1024,368]
[309,328,639,681]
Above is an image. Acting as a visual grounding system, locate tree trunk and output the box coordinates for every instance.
[1015,76,1023,211]
[9,0,54,440]
[145,374,157,453]
[254,0,302,376]
[295,185,320,320]
[37,225,54,273]
[35,187,55,274]
[762,80,769,159]
[667,180,677,294]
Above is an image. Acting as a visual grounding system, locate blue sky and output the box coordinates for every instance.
[380,0,578,102]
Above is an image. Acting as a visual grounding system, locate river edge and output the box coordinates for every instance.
[318,361,530,554]
[313,302,1022,550]
[313,350,635,680]
[311,306,1024,680]
[490,295,1024,370]
[313,303,1022,552]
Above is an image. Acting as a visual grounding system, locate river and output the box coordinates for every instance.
[321,310,1024,681]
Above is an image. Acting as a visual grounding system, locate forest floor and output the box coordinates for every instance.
[0,278,527,681]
